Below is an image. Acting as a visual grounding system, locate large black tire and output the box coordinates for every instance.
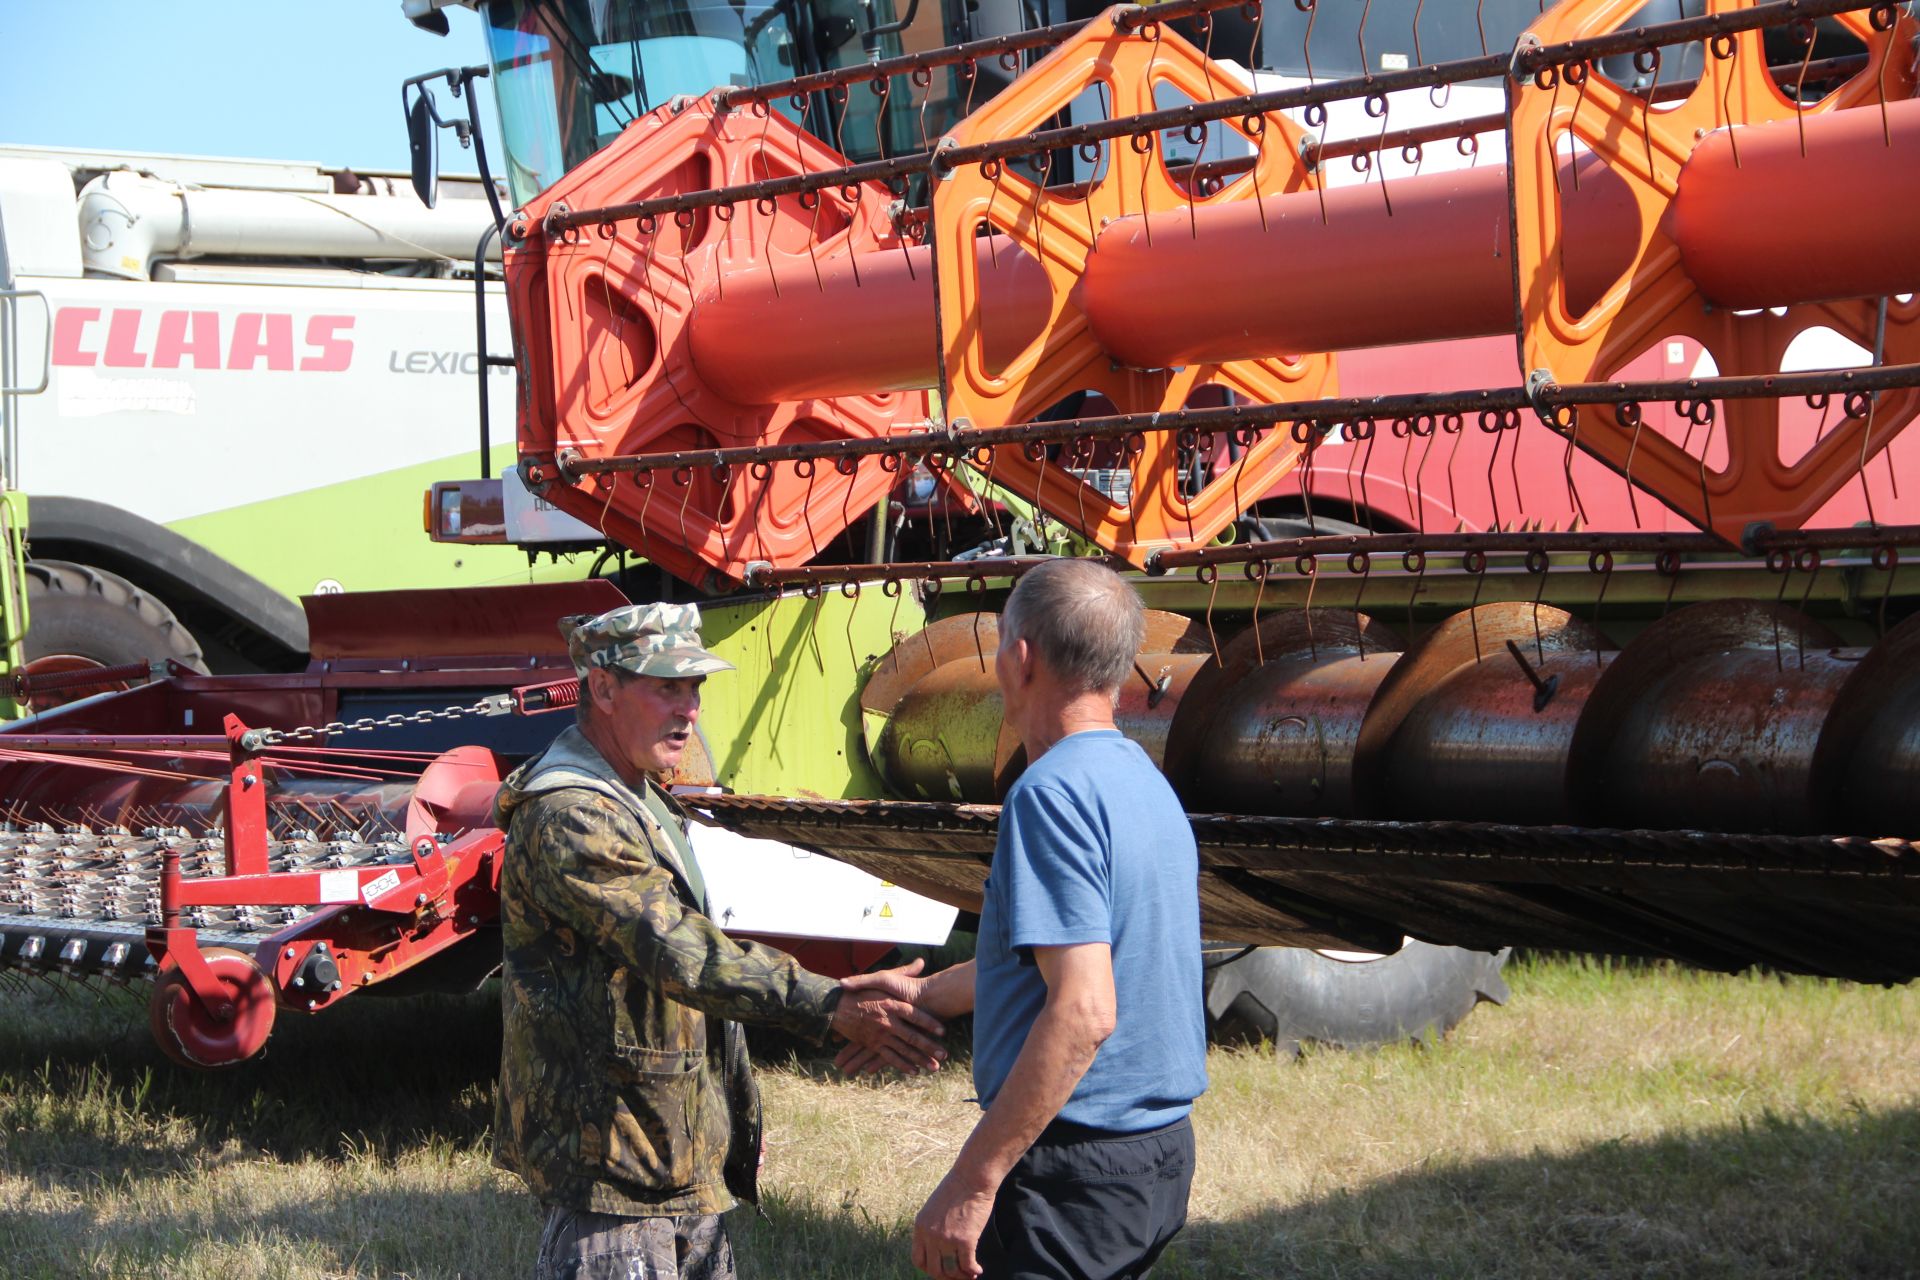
[1236,514,1374,542]
[1205,941,1511,1055]
[23,560,207,674]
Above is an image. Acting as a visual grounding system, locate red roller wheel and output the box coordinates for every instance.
[15,655,125,713]
[148,947,277,1068]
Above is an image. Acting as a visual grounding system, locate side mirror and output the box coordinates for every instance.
[813,13,860,53]
[407,89,440,209]
[589,70,635,105]
[401,66,500,228]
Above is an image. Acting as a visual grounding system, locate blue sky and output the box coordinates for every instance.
[1,2,501,174]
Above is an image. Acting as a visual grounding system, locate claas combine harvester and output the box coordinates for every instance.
[3,0,1920,1067]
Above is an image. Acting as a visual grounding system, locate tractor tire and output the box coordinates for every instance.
[1204,941,1511,1056]
[1234,514,1375,543]
[23,560,207,675]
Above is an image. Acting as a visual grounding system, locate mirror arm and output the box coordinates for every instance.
[401,65,505,230]
[861,0,921,57]
[452,68,509,233]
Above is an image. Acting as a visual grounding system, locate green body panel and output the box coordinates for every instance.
[0,490,28,715]
[975,467,1090,558]
[164,445,577,601]
[694,587,927,800]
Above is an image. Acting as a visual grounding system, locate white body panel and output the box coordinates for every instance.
[692,822,959,946]
[0,148,515,515]
[76,170,502,281]
[17,270,513,518]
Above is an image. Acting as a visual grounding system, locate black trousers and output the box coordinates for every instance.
[977,1115,1196,1280]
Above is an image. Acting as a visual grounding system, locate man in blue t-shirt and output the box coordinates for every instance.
[846,559,1208,1279]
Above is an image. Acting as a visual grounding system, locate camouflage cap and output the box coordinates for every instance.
[561,602,736,679]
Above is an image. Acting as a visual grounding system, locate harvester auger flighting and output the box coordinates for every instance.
[505,0,1919,578]
[6,0,1920,1066]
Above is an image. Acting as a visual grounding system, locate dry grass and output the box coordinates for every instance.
[2,956,1917,1278]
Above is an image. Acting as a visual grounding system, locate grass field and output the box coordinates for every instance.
[2,955,1916,1279]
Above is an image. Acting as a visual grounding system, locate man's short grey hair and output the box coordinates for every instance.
[1000,559,1146,695]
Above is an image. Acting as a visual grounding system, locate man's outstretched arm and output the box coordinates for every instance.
[835,958,976,1074]
[525,792,947,1070]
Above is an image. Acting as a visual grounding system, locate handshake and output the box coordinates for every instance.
[827,957,969,1075]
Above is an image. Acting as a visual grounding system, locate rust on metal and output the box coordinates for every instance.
[550,363,1920,484]
[1351,606,1616,825]
[1568,601,1855,834]
[1811,610,1920,836]
[1170,611,1406,819]
[690,793,1920,982]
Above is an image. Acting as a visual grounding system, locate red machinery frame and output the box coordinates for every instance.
[143,715,508,1066]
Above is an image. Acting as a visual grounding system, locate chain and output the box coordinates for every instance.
[240,694,514,750]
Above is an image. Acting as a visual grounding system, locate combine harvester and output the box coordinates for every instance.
[0,145,552,678]
[2,0,1918,1065]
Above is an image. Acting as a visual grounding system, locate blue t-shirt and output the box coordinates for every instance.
[973,729,1208,1132]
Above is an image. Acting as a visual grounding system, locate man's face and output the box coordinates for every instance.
[591,668,706,776]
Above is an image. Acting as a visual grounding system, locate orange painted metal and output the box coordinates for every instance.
[1508,0,1920,543]
[1084,99,1916,364]
[930,15,1337,567]
[682,98,1914,401]
[687,240,1053,402]
[506,2,1920,585]
[1082,158,1643,364]
[507,99,925,588]
[1675,98,1920,310]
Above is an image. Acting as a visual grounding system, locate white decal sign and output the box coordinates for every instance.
[360,868,403,905]
[318,869,359,904]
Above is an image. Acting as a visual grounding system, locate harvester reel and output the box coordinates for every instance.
[511,98,920,587]
[148,946,277,1069]
[932,15,1336,566]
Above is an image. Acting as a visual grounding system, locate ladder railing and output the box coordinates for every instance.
[0,222,47,705]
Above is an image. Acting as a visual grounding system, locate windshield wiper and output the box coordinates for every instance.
[531,0,638,126]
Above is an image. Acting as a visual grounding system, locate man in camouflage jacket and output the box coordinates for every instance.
[494,601,946,1279]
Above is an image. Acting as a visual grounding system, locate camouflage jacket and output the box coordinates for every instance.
[492,726,841,1217]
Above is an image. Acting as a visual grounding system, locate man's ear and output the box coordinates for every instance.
[1010,636,1036,686]
[586,667,617,713]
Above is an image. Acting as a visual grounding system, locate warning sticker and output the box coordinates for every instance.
[318,870,359,904]
[360,868,403,905]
